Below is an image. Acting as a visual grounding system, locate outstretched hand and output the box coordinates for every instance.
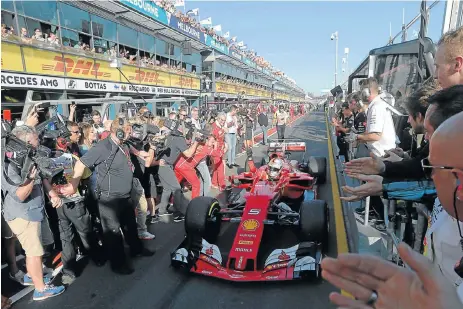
[341,174,383,201]
[344,153,385,175]
[321,243,463,309]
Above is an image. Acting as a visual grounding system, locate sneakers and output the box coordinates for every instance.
[138,231,156,240]
[173,215,185,222]
[150,215,160,224]
[23,273,52,286]
[9,270,26,285]
[33,284,65,301]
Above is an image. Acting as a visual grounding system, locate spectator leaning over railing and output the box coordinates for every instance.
[1,125,66,300]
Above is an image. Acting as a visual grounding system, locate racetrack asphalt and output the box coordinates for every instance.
[11,111,338,309]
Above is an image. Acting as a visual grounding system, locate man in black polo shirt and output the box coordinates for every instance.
[62,118,154,275]
[157,124,199,222]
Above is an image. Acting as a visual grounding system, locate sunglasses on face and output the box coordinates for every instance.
[421,157,455,179]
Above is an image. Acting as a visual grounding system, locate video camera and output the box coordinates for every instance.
[2,121,64,186]
[126,123,161,151]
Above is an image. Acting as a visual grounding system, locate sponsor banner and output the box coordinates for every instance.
[1,72,65,89]
[215,93,237,99]
[191,78,201,90]
[204,34,229,55]
[1,43,24,72]
[94,59,120,82]
[121,65,141,84]
[169,16,201,41]
[23,47,64,77]
[1,72,200,97]
[119,0,168,24]
[171,74,194,89]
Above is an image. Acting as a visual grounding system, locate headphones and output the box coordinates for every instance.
[115,118,125,140]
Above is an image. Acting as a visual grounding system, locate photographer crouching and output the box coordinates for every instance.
[61,118,154,275]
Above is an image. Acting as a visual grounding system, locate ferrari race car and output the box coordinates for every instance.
[171,139,329,282]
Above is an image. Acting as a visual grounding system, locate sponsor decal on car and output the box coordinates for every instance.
[237,256,244,269]
[248,209,260,215]
[235,248,252,253]
[229,274,245,279]
[278,251,290,261]
[205,246,214,256]
[242,219,260,231]
[200,255,220,267]
[239,233,257,238]
[265,275,279,280]
[264,262,289,272]
[238,240,253,245]
[202,270,213,275]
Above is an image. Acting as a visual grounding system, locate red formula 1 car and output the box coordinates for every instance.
[171,139,329,282]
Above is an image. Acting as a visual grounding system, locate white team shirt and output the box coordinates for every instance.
[226,113,238,134]
[425,198,463,302]
[365,96,396,156]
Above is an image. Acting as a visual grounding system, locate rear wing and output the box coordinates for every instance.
[268,141,306,153]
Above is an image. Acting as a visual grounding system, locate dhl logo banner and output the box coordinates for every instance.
[3,45,199,90]
[1,43,24,72]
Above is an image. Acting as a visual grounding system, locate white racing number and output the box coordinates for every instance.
[249,209,260,215]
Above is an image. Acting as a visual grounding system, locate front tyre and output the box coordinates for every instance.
[185,197,221,243]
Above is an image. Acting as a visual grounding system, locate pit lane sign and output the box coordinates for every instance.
[1,72,200,97]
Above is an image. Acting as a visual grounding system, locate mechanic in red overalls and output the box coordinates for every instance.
[211,113,228,190]
[174,131,223,199]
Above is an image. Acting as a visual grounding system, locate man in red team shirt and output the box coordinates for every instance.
[174,131,224,199]
[211,112,228,189]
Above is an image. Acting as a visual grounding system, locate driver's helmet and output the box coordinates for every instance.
[268,158,283,180]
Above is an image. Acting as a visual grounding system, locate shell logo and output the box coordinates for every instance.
[242,219,259,232]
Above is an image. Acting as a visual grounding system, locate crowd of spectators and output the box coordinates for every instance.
[324,26,463,308]
[2,24,198,78]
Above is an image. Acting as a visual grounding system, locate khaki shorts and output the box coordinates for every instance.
[7,217,54,257]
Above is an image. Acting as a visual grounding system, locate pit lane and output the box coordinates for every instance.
[12,112,341,309]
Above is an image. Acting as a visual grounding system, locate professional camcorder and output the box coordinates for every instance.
[2,122,64,185]
[126,123,161,151]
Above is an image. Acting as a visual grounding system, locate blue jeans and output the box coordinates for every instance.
[196,160,211,196]
[225,133,237,165]
[260,125,268,145]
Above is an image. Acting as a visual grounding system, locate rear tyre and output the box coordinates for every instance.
[307,156,327,184]
[185,197,221,243]
[299,200,328,251]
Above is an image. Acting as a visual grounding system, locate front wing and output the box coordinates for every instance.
[171,238,322,282]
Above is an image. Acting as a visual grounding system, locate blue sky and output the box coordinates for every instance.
[188,1,445,94]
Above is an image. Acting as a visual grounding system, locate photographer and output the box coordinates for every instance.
[174,131,223,199]
[2,126,65,300]
[157,121,200,222]
[62,118,154,275]
[52,121,101,285]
